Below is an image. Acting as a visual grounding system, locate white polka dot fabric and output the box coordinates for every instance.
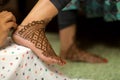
[0,38,71,80]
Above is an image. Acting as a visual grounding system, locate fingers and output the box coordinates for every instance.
[0,11,8,15]
[6,21,17,29]
[0,11,16,22]
[0,11,17,30]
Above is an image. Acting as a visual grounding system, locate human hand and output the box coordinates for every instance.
[0,11,17,31]
[0,11,17,47]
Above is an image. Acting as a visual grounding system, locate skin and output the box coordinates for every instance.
[0,11,17,47]
[59,24,108,63]
[12,0,66,66]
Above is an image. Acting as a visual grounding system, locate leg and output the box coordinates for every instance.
[59,24,76,58]
[59,25,108,63]
[12,0,71,65]
[58,10,108,63]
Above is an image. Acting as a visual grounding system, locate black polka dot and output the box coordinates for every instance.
[2,66,5,69]
[16,57,19,60]
[41,78,44,80]
[34,63,37,66]
[27,57,30,59]
[23,72,25,75]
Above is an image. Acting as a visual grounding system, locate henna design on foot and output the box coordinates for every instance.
[18,20,48,52]
[13,19,66,65]
[60,43,108,63]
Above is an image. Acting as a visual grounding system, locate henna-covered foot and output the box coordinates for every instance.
[12,20,66,66]
[60,43,108,63]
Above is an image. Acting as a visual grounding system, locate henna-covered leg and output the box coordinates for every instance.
[12,0,69,65]
[13,20,66,65]
[12,0,71,65]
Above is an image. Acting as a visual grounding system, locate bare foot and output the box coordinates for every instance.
[60,43,108,63]
[12,20,66,66]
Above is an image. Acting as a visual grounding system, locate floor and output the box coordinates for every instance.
[46,32,120,80]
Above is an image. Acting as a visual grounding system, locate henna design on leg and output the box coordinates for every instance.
[13,19,66,65]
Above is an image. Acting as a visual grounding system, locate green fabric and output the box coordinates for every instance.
[85,0,120,21]
[62,0,120,21]
[62,0,80,11]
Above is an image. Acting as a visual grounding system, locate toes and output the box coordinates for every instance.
[102,58,108,63]
[43,55,66,66]
[95,57,108,63]
[51,57,66,66]
[56,58,66,66]
[58,58,66,65]
[85,54,108,63]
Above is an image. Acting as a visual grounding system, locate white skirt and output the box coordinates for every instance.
[0,38,88,80]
